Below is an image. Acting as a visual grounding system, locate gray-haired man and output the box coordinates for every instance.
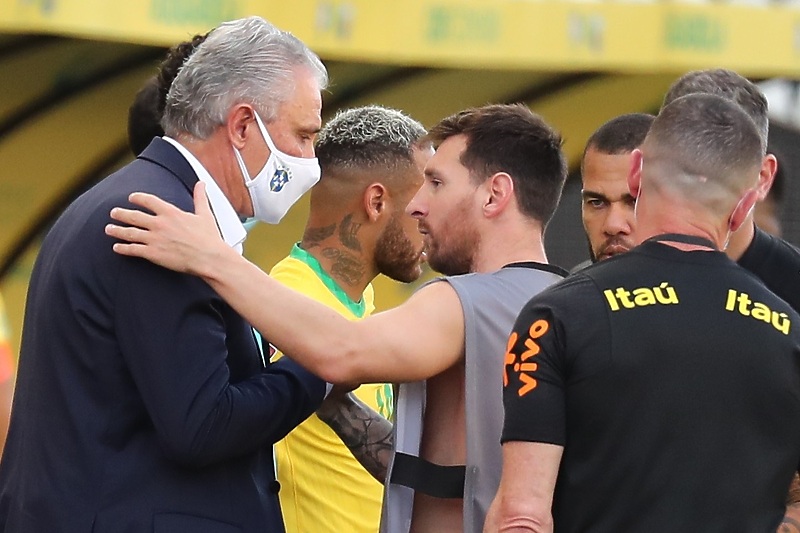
[0,16,327,532]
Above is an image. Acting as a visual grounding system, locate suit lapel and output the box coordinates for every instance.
[138,137,199,194]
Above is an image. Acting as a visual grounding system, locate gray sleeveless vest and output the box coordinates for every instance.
[380,264,566,533]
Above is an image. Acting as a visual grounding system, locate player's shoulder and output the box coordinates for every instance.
[742,227,800,267]
[520,271,599,316]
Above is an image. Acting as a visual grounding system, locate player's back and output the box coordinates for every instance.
[554,239,800,532]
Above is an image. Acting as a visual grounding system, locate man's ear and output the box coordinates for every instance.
[628,149,643,199]
[729,188,760,233]
[363,183,387,222]
[227,104,256,150]
[755,154,777,201]
[484,172,514,219]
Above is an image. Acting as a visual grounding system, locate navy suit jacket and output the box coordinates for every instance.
[0,138,326,532]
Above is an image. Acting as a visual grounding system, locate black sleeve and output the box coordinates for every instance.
[501,274,610,446]
[738,227,800,313]
[502,289,569,445]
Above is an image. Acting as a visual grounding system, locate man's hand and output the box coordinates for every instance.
[105,182,226,276]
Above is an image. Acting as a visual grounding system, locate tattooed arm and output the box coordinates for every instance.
[316,391,393,483]
[780,474,800,533]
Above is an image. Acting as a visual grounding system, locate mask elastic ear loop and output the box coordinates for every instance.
[253,111,319,167]
[233,147,255,187]
[252,112,280,154]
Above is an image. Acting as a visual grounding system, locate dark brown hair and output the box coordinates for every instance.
[427,103,567,227]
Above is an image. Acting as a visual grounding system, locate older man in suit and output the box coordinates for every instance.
[0,16,327,533]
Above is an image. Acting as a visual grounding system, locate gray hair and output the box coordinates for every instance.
[162,16,328,139]
[662,69,768,153]
[315,105,428,173]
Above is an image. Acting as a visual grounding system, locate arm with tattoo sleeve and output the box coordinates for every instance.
[316,392,394,482]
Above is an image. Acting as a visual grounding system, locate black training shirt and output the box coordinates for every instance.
[738,225,800,312]
[503,239,800,533]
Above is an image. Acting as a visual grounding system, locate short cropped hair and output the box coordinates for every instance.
[316,106,428,175]
[426,103,567,226]
[162,16,327,139]
[663,69,768,153]
[583,113,655,159]
[645,94,763,203]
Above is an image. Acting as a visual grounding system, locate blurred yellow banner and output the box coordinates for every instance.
[1,0,799,76]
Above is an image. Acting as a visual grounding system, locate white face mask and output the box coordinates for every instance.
[233,111,320,224]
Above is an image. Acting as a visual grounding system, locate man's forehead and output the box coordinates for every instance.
[583,150,631,179]
[581,152,634,201]
[582,174,632,194]
[413,144,435,169]
[272,68,322,125]
[437,134,467,156]
[425,135,467,174]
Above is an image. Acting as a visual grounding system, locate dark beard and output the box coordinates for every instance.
[427,224,478,276]
[374,215,422,283]
[423,194,478,276]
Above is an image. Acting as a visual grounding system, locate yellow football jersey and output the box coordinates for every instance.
[269,244,392,533]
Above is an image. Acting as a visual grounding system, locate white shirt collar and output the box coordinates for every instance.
[162,136,247,255]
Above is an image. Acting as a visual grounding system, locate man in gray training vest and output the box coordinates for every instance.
[105,103,570,533]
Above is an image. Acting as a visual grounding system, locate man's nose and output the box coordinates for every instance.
[603,203,633,235]
[405,190,425,218]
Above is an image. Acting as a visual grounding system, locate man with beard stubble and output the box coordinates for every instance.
[489,93,800,533]
[570,70,800,530]
[579,113,655,266]
[269,105,432,533]
[105,103,570,533]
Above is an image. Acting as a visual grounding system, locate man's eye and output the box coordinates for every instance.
[586,199,605,209]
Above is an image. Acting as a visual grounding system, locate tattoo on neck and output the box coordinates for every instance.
[302,223,336,249]
[322,248,364,287]
[339,214,362,252]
